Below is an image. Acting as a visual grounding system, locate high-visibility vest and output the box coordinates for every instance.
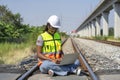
[41,31,62,59]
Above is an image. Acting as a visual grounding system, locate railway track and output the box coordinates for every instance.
[1,37,120,80]
[95,40,120,47]
[16,37,98,80]
[71,37,99,80]
[83,38,120,47]
[75,38,120,79]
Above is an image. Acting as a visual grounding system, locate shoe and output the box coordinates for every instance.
[81,71,89,76]
[76,68,81,76]
[48,69,54,77]
[73,68,82,76]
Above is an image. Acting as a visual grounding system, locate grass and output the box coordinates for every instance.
[0,35,67,65]
[0,42,34,64]
[107,36,120,42]
[91,36,120,42]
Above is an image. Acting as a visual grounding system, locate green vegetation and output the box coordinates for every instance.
[93,27,120,41]
[109,27,114,36]
[0,5,68,64]
[0,25,45,64]
[0,42,30,64]
[0,5,43,64]
[93,36,120,42]
[93,36,108,40]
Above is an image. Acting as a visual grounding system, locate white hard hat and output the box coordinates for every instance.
[47,15,61,28]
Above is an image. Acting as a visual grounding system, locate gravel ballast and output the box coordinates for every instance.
[75,38,120,72]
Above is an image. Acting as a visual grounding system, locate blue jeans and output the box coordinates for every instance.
[39,59,80,76]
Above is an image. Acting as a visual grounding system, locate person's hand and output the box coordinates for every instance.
[52,58,62,64]
[56,58,62,64]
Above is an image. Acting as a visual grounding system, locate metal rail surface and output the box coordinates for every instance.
[71,37,99,80]
[83,38,120,47]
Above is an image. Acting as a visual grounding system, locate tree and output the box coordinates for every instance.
[0,5,24,42]
[0,5,23,27]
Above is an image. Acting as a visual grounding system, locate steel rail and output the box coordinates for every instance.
[16,38,68,80]
[16,64,39,80]
[71,37,99,80]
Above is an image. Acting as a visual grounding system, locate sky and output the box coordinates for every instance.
[0,0,100,33]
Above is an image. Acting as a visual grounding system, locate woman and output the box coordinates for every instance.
[36,15,81,76]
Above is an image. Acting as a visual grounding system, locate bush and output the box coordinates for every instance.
[93,36,108,41]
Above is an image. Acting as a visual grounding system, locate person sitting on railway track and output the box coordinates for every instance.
[36,15,82,76]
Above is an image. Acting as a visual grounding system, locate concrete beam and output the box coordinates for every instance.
[76,0,119,32]
[76,0,120,39]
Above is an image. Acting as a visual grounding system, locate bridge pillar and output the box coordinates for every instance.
[84,28,86,37]
[81,29,83,37]
[82,28,84,37]
[92,21,96,37]
[84,27,87,37]
[82,29,84,37]
[86,24,89,37]
[96,17,101,36]
[88,23,92,37]
[78,30,81,37]
[102,12,109,36]
[113,3,120,39]
[82,28,85,37]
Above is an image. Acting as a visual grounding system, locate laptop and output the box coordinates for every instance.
[57,53,79,65]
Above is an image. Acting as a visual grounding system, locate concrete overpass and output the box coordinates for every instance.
[76,0,120,39]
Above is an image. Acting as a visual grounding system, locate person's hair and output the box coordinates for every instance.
[44,23,50,32]
[44,23,59,32]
